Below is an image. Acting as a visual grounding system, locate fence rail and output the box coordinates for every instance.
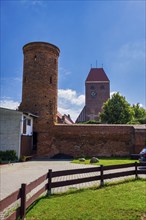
[0,162,146,220]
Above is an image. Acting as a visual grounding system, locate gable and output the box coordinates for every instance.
[86,68,109,82]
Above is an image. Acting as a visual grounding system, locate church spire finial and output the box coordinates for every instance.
[96,60,97,68]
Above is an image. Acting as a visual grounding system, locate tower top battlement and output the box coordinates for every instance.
[23,41,60,56]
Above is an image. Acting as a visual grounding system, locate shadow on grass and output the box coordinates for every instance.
[26,177,146,215]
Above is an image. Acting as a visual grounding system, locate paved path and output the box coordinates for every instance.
[0,159,95,200]
[0,159,145,200]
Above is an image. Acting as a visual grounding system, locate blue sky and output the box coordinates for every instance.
[0,0,145,121]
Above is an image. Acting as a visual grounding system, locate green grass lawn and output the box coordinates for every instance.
[26,179,146,220]
[72,157,138,166]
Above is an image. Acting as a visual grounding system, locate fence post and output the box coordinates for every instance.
[135,162,138,179]
[20,183,27,220]
[100,165,104,187]
[47,169,52,195]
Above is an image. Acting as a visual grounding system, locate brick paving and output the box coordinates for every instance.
[0,159,145,220]
[1,159,144,201]
[0,159,95,200]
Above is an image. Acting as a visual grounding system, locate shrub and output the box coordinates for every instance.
[138,116,146,124]
[83,120,101,124]
[0,150,18,161]
[128,116,146,124]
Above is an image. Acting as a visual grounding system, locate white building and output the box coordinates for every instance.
[0,107,37,159]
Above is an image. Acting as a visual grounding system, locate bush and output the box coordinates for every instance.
[0,150,18,161]
[82,120,101,124]
[128,116,146,124]
[138,117,146,124]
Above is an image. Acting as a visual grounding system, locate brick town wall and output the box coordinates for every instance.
[134,128,146,153]
[35,124,146,158]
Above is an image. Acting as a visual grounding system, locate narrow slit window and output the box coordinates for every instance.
[34,55,37,61]
[50,76,52,84]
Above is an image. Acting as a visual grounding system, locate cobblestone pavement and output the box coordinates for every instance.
[0,159,145,200]
[0,159,145,220]
[0,159,94,200]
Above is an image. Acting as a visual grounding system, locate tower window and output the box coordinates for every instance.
[24,76,26,83]
[50,76,52,84]
[34,55,37,61]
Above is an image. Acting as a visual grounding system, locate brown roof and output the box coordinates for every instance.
[86,68,109,82]
[57,112,74,124]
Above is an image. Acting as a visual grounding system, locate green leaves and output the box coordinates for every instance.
[100,92,134,124]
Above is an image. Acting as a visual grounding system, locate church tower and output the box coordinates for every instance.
[19,42,60,131]
[76,68,110,122]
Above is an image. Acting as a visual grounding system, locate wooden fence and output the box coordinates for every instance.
[0,162,146,220]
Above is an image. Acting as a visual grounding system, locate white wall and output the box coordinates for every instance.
[0,108,22,158]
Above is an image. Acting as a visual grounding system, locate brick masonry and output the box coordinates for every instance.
[85,81,110,121]
[19,42,146,158]
[37,124,145,157]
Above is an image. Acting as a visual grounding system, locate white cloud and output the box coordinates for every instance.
[59,67,71,77]
[58,89,85,106]
[110,91,117,98]
[21,0,44,6]
[0,89,84,122]
[133,103,146,109]
[0,98,20,110]
[110,41,145,76]
[58,89,85,122]
[119,42,145,60]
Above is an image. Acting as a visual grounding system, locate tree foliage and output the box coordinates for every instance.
[100,92,134,124]
[132,103,146,119]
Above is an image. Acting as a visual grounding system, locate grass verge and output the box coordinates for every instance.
[72,157,138,166]
[26,178,146,220]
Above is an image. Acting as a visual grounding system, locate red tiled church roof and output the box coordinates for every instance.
[86,68,109,82]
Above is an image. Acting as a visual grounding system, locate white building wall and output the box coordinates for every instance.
[0,108,22,158]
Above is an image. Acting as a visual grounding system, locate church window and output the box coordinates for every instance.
[90,85,94,90]
[100,85,105,90]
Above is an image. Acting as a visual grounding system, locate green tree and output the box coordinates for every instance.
[100,92,134,124]
[132,103,146,119]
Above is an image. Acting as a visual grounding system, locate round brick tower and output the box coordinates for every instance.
[19,42,60,131]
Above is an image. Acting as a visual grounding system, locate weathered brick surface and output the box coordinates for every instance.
[85,82,110,121]
[37,124,137,157]
[19,42,60,132]
[19,41,146,158]
[134,128,146,153]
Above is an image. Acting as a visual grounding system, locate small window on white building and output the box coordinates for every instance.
[27,119,31,126]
